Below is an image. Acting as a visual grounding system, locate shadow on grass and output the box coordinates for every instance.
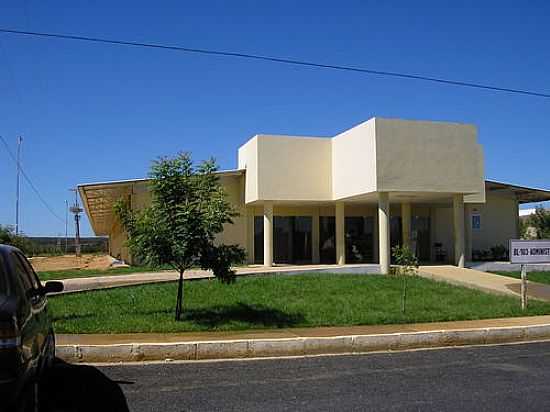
[180,302,306,328]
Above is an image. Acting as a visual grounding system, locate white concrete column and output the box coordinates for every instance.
[263,201,273,267]
[312,209,320,264]
[378,192,390,275]
[453,194,465,268]
[335,202,345,265]
[464,204,472,262]
[401,202,411,249]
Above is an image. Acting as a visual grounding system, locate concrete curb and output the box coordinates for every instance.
[56,323,550,363]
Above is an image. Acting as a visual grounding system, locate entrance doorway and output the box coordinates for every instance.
[254,216,312,264]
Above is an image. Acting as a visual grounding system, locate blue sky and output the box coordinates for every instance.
[0,0,549,237]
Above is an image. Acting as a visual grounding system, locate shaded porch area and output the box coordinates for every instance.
[248,192,470,274]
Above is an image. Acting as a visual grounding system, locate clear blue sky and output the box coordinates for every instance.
[0,0,549,237]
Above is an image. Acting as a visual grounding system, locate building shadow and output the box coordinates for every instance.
[39,358,131,412]
[180,302,306,329]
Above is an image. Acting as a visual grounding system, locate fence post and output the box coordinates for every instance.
[521,264,528,311]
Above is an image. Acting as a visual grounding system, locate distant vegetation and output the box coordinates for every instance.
[521,206,550,239]
[0,225,108,256]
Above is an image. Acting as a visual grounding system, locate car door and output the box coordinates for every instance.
[10,252,47,376]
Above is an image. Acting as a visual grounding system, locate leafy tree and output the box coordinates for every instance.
[528,206,550,239]
[115,153,246,320]
[0,225,34,255]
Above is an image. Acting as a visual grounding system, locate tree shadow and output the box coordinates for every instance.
[179,302,306,328]
[40,358,131,412]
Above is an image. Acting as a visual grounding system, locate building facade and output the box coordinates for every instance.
[79,118,550,274]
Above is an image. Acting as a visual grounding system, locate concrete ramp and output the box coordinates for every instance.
[419,265,550,302]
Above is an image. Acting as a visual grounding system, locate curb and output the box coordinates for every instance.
[56,323,550,363]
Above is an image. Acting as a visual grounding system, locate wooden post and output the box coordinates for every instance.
[521,264,528,311]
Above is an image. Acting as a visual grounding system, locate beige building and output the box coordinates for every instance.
[79,118,550,274]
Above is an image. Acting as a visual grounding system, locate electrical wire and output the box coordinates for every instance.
[0,134,65,223]
[0,28,549,99]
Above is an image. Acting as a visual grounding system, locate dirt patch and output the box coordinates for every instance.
[30,254,113,272]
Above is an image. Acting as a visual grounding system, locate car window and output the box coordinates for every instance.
[15,252,41,290]
[11,252,39,298]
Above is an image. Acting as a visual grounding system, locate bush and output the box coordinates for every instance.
[0,225,34,256]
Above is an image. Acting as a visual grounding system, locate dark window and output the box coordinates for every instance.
[345,216,375,263]
[254,216,313,264]
[254,216,263,264]
[411,216,431,262]
[319,216,336,264]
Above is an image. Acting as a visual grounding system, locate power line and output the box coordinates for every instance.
[0,27,549,99]
[0,134,65,223]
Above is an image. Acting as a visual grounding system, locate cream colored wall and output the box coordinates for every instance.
[470,192,518,252]
[432,206,454,263]
[331,119,377,200]
[375,118,485,200]
[237,118,486,204]
[214,175,247,251]
[239,135,333,202]
[109,221,130,263]
[237,137,258,203]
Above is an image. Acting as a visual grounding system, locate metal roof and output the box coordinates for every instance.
[485,179,550,204]
[78,169,244,235]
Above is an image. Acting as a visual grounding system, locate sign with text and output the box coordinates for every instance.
[510,239,550,264]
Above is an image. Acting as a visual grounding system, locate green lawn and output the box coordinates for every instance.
[49,274,550,334]
[491,271,550,285]
[38,265,174,281]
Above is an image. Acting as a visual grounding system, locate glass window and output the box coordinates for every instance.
[345,217,374,263]
[254,216,264,264]
[254,216,312,264]
[319,216,336,264]
[472,214,481,230]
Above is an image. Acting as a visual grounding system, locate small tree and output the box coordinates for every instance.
[114,153,245,321]
[391,244,419,314]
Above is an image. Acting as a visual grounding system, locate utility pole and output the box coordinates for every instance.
[69,188,83,257]
[65,199,69,253]
[15,136,22,235]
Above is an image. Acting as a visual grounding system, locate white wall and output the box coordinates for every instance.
[331,119,377,200]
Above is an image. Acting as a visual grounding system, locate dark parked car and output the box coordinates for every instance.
[0,244,63,411]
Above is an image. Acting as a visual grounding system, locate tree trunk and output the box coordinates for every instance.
[401,275,408,314]
[175,270,184,321]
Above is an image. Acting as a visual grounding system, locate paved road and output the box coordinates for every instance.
[43,342,550,411]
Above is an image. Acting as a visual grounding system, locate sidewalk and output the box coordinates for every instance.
[57,263,380,294]
[56,315,550,363]
[419,265,550,302]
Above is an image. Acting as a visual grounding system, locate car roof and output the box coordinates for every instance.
[0,244,22,255]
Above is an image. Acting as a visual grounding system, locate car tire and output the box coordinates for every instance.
[44,332,56,370]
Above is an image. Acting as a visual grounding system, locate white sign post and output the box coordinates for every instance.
[510,239,550,310]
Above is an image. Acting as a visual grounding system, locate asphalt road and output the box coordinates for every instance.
[43,341,550,411]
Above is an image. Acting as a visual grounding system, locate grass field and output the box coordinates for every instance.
[49,274,550,334]
[37,265,174,281]
[491,271,550,285]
